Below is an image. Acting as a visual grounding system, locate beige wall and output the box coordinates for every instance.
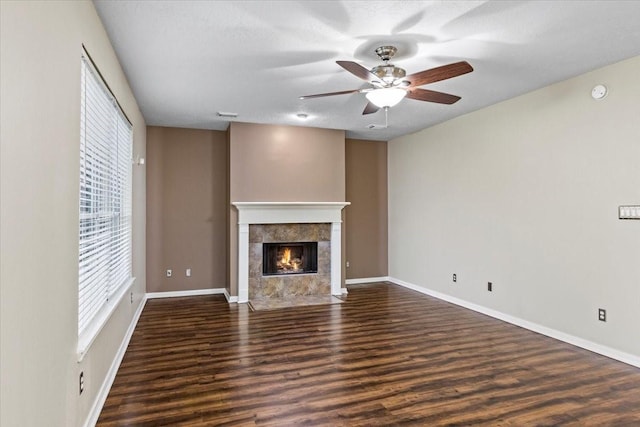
[228,122,346,295]
[229,122,345,202]
[0,1,146,426]
[345,139,388,279]
[388,56,640,359]
[146,127,227,293]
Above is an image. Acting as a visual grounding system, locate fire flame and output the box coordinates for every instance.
[281,248,292,265]
[277,246,303,273]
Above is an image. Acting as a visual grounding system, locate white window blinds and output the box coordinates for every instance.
[79,54,132,339]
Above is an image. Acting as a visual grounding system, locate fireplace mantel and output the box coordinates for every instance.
[233,202,350,303]
[233,202,349,224]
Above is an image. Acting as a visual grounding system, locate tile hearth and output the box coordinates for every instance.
[248,295,344,311]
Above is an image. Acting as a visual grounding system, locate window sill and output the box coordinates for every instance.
[77,277,135,362]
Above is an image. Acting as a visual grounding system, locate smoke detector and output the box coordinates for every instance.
[591,85,607,100]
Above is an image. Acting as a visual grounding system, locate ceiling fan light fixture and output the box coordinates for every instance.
[365,87,406,108]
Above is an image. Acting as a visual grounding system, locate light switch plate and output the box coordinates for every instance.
[619,205,640,220]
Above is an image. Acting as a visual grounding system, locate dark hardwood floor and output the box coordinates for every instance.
[98,282,640,426]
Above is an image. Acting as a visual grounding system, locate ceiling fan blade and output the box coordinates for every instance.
[336,60,380,83]
[405,61,473,87]
[299,89,361,99]
[362,102,379,115]
[406,88,461,105]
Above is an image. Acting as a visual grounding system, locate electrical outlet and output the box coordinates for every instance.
[598,308,606,322]
[619,205,640,220]
[186,268,191,277]
[346,261,350,268]
[130,292,133,304]
[79,372,84,395]
[453,274,457,283]
[488,282,493,292]
[166,269,172,277]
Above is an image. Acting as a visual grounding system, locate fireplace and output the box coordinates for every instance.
[232,202,350,303]
[263,242,318,276]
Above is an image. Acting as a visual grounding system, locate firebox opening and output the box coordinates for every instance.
[263,242,318,276]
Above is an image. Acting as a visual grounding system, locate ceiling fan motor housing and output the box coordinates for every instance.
[375,45,397,62]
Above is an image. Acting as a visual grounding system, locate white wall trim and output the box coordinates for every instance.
[83,295,147,427]
[232,201,350,224]
[330,222,343,296]
[345,276,390,285]
[146,288,227,299]
[77,277,135,362]
[223,288,238,303]
[388,277,640,369]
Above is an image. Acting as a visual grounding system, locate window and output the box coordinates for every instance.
[78,52,133,353]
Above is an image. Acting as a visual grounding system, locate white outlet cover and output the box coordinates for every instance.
[619,205,640,219]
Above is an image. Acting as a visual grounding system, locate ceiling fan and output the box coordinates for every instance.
[300,46,473,115]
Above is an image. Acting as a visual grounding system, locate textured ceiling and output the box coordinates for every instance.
[94,0,640,141]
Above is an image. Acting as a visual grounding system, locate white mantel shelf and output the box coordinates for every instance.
[233,201,350,303]
[233,202,350,206]
[233,202,350,225]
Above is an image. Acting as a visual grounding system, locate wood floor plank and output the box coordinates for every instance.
[98,282,640,426]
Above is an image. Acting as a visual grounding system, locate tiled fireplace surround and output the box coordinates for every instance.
[233,202,350,303]
[249,223,331,299]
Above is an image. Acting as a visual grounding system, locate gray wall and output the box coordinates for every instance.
[388,56,640,359]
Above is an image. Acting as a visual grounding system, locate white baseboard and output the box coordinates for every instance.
[345,276,390,285]
[83,295,147,427]
[223,288,238,303]
[388,277,640,369]
[146,288,227,299]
